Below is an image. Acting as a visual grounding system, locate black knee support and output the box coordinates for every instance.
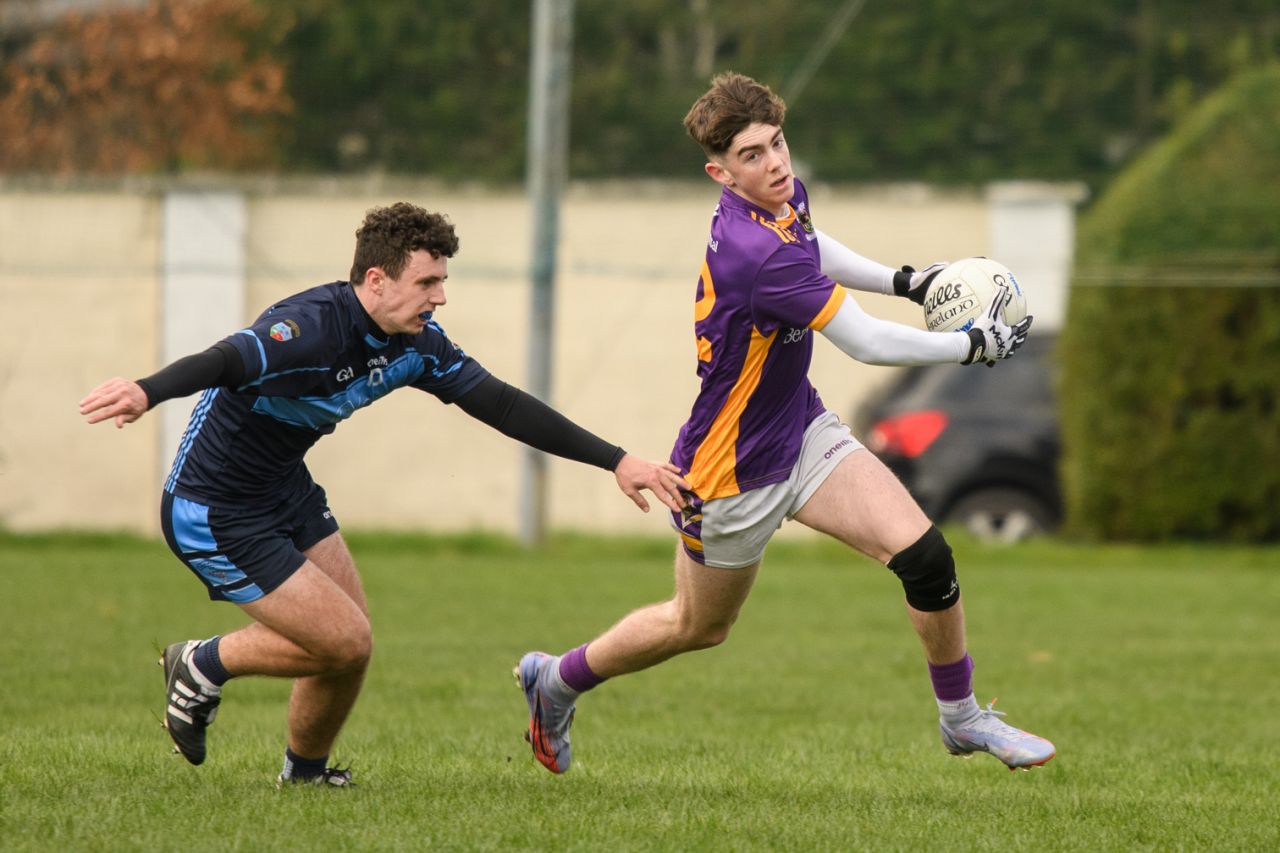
[886,525,959,612]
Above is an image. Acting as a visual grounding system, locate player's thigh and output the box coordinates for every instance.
[237,559,370,658]
[671,543,760,633]
[793,448,931,563]
[282,481,367,614]
[303,531,368,617]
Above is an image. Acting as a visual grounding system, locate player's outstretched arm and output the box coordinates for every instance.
[612,454,688,514]
[815,229,946,303]
[815,229,896,295]
[454,376,687,513]
[818,291,970,366]
[79,342,246,428]
[79,377,149,428]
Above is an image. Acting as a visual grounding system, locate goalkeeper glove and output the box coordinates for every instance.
[961,284,1033,365]
[892,262,947,305]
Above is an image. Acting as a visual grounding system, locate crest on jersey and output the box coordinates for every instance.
[270,319,301,342]
[796,201,814,234]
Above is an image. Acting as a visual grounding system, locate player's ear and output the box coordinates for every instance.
[705,159,733,189]
[364,266,385,293]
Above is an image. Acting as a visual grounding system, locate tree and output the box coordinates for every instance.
[0,0,291,174]
[271,0,531,179]
[1059,68,1280,541]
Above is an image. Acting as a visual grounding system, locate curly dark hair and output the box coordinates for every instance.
[683,72,786,157]
[350,202,460,284]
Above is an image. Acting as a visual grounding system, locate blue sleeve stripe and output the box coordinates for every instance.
[421,354,465,379]
[237,329,268,379]
[238,365,331,390]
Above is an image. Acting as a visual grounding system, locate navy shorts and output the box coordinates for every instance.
[160,483,340,603]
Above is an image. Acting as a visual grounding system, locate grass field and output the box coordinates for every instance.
[1,529,1277,851]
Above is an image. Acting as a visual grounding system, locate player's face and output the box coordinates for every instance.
[372,249,448,335]
[707,123,793,215]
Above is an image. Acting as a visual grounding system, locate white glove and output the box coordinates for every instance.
[961,284,1033,365]
[892,262,947,305]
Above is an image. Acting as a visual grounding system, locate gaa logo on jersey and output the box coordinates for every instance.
[269,319,301,342]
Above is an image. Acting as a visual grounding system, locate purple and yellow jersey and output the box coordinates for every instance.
[670,179,843,501]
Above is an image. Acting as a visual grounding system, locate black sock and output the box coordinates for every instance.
[283,746,328,780]
[192,636,231,687]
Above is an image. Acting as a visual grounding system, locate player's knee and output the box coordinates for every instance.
[677,615,736,651]
[313,618,373,673]
[689,625,732,650]
[343,627,374,672]
[886,525,960,612]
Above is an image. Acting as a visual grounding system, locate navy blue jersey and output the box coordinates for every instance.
[165,281,489,506]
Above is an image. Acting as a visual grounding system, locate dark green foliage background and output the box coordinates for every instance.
[266,0,1280,189]
[1059,68,1280,541]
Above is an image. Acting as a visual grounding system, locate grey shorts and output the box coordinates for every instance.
[670,410,863,568]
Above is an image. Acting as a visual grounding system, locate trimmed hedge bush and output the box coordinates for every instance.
[1059,67,1280,541]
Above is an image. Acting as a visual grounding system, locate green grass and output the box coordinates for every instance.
[1,529,1278,851]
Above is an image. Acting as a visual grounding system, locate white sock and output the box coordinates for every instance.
[937,693,980,726]
[185,645,221,694]
[547,658,579,700]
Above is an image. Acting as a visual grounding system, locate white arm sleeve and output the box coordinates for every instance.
[819,292,968,366]
[815,229,895,295]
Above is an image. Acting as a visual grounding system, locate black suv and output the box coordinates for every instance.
[852,334,1061,542]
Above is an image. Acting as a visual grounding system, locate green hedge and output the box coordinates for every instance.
[1059,67,1280,541]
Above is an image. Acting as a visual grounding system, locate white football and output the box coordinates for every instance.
[922,257,1028,333]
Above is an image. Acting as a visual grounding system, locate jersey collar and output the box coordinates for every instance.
[338,281,392,349]
[718,184,796,226]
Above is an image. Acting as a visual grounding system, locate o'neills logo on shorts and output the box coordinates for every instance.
[824,438,853,459]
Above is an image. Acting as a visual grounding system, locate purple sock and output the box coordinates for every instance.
[558,644,606,693]
[928,653,974,702]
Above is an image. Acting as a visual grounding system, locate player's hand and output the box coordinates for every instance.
[962,285,1033,365]
[79,377,149,428]
[893,262,947,305]
[613,455,688,513]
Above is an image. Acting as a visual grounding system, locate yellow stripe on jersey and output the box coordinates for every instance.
[808,284,845,330]
[695,260,716,362]
[749,211,796,244]
[686,327,779,499]
[694,259,716,322]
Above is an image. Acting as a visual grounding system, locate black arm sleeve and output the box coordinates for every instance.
[454,375,627,471]
[135,341,247,410]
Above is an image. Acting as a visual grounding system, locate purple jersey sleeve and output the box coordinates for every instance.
[751,240,843,334]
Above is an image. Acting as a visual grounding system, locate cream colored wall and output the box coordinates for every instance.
[0,180,989,534]
[0,191,161,530]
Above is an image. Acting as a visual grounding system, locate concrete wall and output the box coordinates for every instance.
[0,178,1077,535]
